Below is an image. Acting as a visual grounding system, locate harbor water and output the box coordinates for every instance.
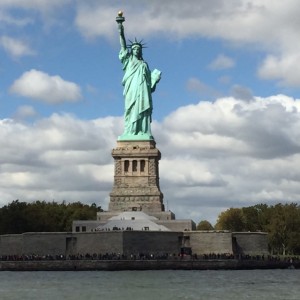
[0,269,299,300]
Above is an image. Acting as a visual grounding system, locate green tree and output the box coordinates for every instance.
[215,208,246,231]
[63,202,97,231]
[196,220,214,230]
[215,203,300,254]
[0,200,99,234]
[0,200,28,234]
[287,232,300,255]
[267,203,300,255]
[241,204,270,232]
[241,206,260,231]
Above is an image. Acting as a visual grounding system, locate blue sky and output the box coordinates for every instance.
[1,0,300,224]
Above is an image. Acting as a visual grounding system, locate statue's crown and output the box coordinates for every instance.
[128,38,147,49]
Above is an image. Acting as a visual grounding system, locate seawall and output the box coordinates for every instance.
[0,259,297,271]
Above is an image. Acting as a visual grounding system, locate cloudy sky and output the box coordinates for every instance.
[1,0,300,225]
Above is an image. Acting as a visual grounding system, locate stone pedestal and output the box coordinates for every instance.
[109,140,165,213]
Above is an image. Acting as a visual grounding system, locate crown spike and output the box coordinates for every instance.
[127,38,147,49]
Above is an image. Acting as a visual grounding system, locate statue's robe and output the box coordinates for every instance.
[119,48,153,137]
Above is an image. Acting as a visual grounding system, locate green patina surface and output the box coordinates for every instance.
[117,14,161,141]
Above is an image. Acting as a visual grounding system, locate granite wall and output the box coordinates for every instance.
[0,234,23,255]
[186,231,233,254]
[0,230,269,257]
[70,232,123,255]
[0,233,67,256]
[233,232,269,255]
[123,231,181,256]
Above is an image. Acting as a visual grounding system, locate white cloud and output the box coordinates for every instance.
[208,54,235,70]
[0,11,33,26]
[258,53,300,87]
[74,0,300,87]
[74,1,289,43]
[10,69,82,104]
[0,113,121,207]
[2,0,300,90]
[218,76,231,85]
[230,85,253,101]
[154,95,300,221]
[0,0,72,31]
[186,78,220,99]
[1,95,300,224]
[0,35,35,58]
[0,0,70,11]
[75,4,117,40]
[13,105,37,120]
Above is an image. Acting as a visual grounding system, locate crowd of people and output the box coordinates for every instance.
[0,252,299,263]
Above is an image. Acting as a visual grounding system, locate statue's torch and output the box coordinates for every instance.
[116,11,125,30]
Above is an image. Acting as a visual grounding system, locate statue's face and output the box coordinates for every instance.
[132,45,142,58]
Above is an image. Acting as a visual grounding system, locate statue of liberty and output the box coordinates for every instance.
[116,12,161,140]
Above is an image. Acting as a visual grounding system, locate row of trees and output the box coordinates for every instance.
[197,203,300,255]
[0,200,102,234]
[1,200,299,255]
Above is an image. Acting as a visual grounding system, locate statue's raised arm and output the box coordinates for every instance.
[116,11,126,50]
[116,12,161,141]
[119,26,126,51]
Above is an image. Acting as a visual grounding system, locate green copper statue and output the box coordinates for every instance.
[116,12,161,140]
